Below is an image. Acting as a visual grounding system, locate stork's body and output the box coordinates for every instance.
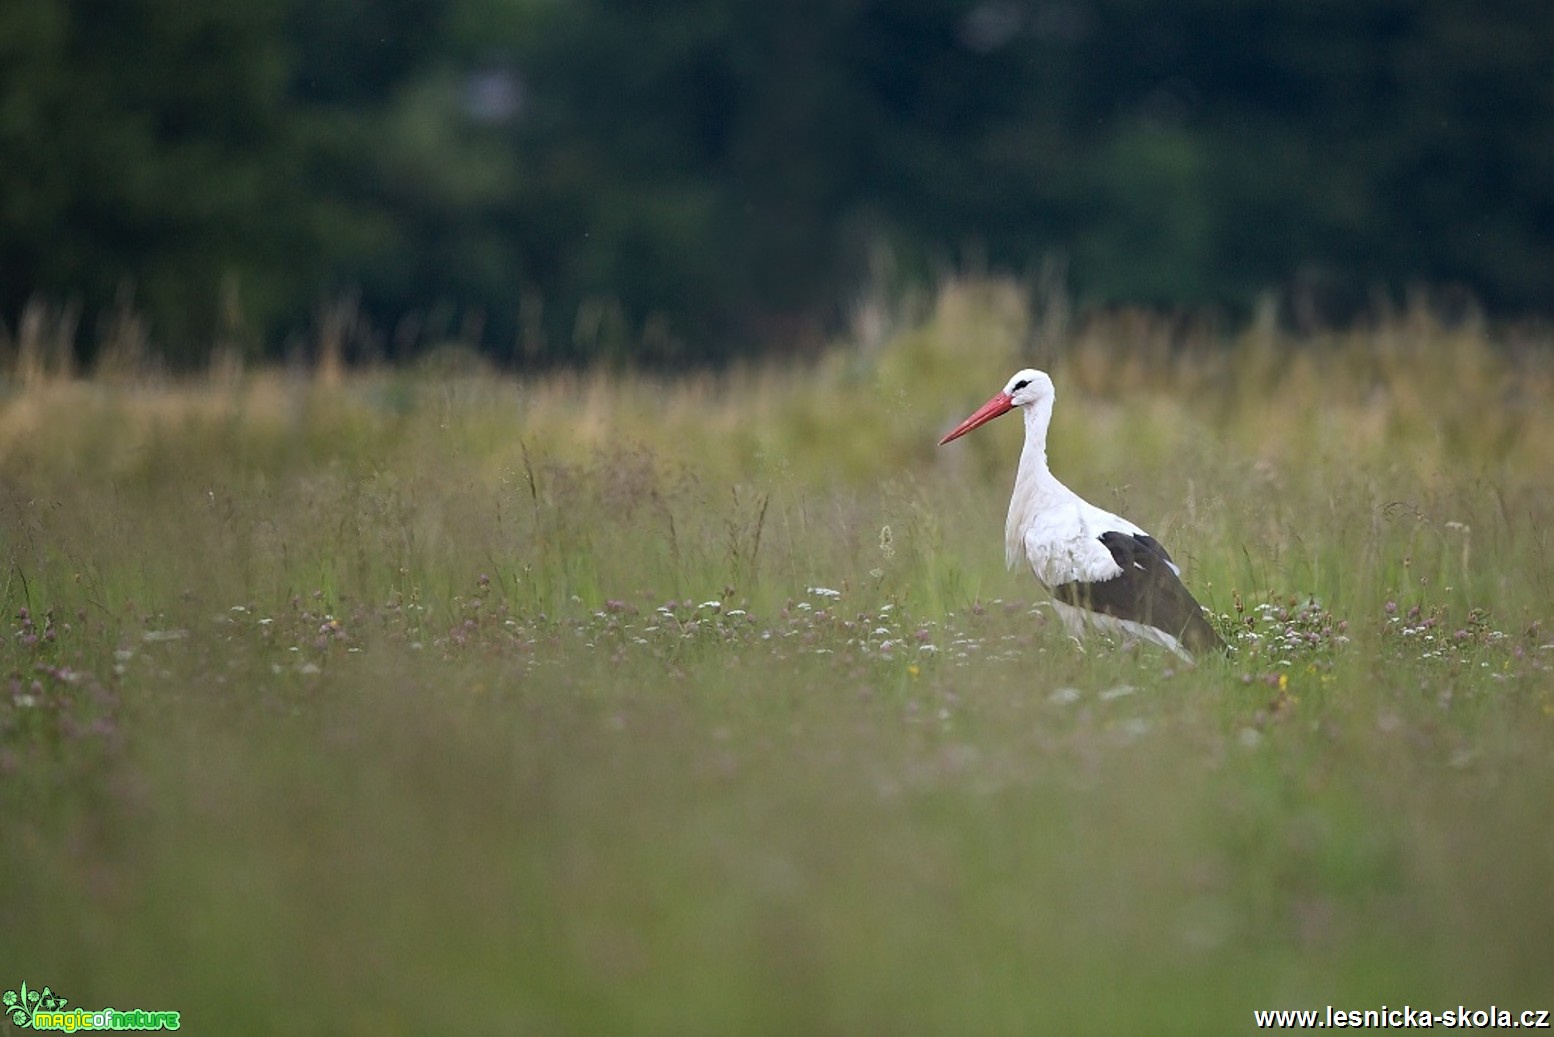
[942,370,1226,661]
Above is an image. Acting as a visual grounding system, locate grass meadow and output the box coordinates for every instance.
[3,279,1553,1033]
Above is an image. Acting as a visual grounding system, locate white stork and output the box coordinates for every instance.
[940,369,1227,661]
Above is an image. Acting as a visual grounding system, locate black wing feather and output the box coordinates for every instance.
[1051,531,1227,657]
[1129,533,1175,570]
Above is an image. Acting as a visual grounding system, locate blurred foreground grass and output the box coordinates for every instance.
[3,280,1553,1034]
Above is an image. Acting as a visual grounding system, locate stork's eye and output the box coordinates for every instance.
[1012,379,1030,391]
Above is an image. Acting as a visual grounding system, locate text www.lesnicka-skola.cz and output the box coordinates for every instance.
[1254,1006,1551,1029]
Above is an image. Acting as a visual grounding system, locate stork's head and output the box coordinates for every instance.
[939,369,1053,445]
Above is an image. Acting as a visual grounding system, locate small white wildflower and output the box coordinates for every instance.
[806,586,842,599]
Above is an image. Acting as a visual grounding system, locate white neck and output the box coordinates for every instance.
[1004,395,1063,567]
[1018,393,1053,474]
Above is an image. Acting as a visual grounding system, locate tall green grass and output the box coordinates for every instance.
[3,279,1552,1034]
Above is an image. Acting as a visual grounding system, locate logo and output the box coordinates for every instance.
[2,983,180,1031]
[4,984,66,1029]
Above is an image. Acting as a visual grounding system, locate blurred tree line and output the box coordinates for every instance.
[2,0,1551,367]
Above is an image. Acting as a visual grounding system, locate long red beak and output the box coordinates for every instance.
[939,391,1015,445]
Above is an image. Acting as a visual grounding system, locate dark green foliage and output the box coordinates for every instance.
[2,0,1553,364]
[0,0,314,362]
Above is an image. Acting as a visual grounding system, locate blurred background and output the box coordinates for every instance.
[2,0,1551,368]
